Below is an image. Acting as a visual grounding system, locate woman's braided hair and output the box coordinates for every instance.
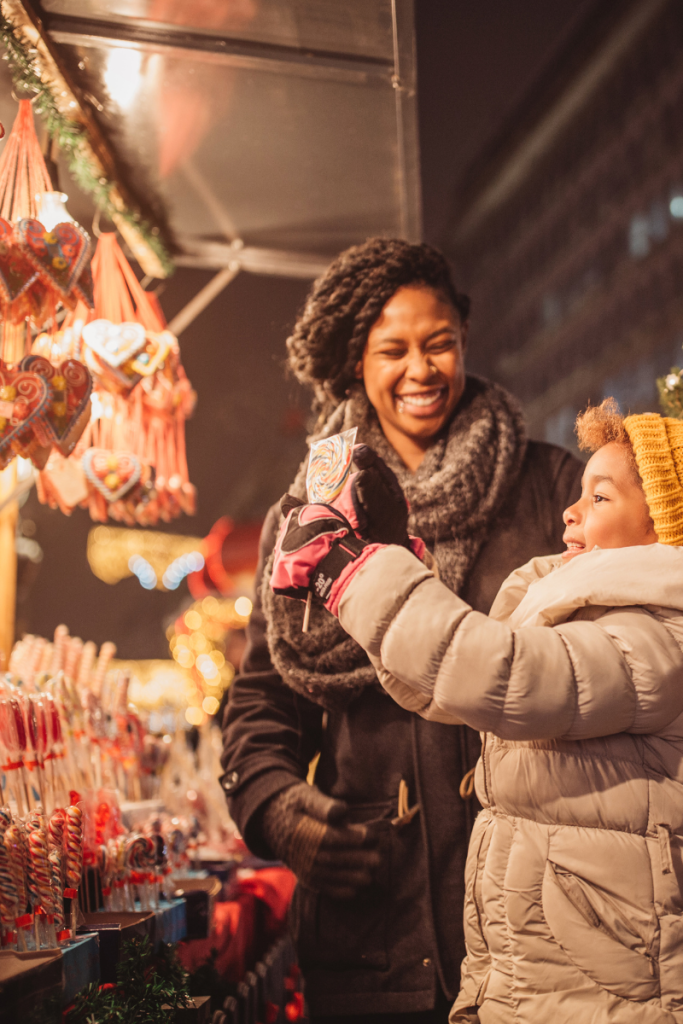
[287,237,470,423]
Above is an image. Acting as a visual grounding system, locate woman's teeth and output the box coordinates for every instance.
[397,389,444,410]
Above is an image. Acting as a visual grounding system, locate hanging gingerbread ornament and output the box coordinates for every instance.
[36,233,196,524]
[0,100,94,471]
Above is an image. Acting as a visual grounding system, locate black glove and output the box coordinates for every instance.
[351,444,410,546]
[260,782,382,900]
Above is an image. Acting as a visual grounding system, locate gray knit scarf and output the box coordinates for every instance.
[261,375,527,711]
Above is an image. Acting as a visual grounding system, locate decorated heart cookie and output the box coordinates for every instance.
[82,448,141,502]
[17,219,91,303]
[82,319,146,368]
[0,361,52,470]
[0,217,39,309]
[21,354,93,457]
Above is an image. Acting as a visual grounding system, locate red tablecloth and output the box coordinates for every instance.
[177,866,296,982]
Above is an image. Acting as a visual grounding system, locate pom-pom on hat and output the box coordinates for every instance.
[624,413,683,545]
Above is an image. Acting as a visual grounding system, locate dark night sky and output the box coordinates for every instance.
[415,0,597,246]
[19,1,600,657]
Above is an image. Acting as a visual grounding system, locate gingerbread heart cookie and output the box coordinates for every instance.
[0,361,52,470]
[82,448,141,502]
[21,354,92,457]
[82,319,146,369]
[0,217,39,308]
[17,219,91,303]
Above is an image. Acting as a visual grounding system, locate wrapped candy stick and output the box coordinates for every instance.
[4,822,28,950]
[25,637,47,690]
[92,642,116,699]
[21,694,45,810]
[47,808,69,941]
[65,804,83,937]
[76,641,96,689]
[49,626,69,677]
[0,692,27,815]
[125,834,154,911]
[0,808,19,949]
[36,643,53,685]
[27,826,57,948]
[43,693,68,809]
[48,849,67,942]
[64,636,83,683]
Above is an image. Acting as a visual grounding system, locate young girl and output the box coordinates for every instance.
[271,399,683,1023]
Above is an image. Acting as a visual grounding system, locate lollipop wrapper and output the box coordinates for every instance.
[306,428,357,503]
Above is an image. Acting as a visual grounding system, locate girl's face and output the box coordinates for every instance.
[358,286,468,467]
[562,442,658,561]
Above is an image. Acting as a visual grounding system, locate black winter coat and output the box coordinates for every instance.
[221,440,582,1017]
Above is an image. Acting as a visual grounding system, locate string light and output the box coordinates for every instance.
[168,595,252,718]
[163,551,204,590]
[128,554,157,590]
[234,596,253,618]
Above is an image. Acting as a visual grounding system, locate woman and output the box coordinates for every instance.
[221,238,582,1023]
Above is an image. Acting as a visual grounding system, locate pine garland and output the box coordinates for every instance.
[0,9,174,277]
[64,936,192,1024]
[657,367,683,419]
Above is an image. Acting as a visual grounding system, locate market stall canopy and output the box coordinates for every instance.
[3,0,420,279]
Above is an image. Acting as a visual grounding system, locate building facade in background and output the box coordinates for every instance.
[448,0,683,450]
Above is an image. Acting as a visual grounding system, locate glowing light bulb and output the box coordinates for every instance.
[235,596,253,618]
[185,707,204,726]
[104,48,143,110]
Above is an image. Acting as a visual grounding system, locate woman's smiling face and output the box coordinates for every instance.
[358,286,468,469]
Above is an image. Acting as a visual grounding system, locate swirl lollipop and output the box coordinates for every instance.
[65,805,83,888]
[4,824,28,950]
[4,824,26,913]
[48,809,65,854]
[65,805,83,938]
[0,810,19,948]
[125,834,154,911]
[306,428,358,504]
[48,848,66,940]
[28,827,58,948]
[302,427,357,630]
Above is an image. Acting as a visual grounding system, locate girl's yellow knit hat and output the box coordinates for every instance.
[624,413,683,545]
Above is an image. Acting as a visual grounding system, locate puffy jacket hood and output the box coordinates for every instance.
[490,543,683,629]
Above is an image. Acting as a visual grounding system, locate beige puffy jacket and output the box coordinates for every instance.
[336,543,683,1024]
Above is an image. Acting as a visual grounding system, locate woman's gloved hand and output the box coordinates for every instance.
[260,782,382,900]
[350,444,410,546]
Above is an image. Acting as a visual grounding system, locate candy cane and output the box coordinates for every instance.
[49,626,69,677]
[76,641,96,690]
[92,642,116,699]
[64,636,83,683]
[65,805,83,938]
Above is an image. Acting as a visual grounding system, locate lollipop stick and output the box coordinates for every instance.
[302,593,312,634]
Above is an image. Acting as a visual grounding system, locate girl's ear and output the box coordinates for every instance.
[354,360,363,380]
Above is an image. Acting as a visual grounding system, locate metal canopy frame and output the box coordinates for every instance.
[26,0,421,281]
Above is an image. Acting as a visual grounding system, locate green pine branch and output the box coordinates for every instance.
[64,936,191,1024]
[0,11,174,276]
[657,368,683,419]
